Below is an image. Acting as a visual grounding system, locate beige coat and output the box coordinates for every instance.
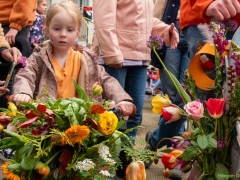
[13,42,132,103]
[92,0,177,65]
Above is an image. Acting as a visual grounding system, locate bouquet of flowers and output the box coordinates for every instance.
[0,80,153,180]
[147,20,240,180]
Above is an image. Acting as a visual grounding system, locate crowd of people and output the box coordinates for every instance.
[0,0,240,180]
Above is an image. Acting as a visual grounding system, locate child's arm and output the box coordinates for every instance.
[97,65,133,104]
[13,54,38,100]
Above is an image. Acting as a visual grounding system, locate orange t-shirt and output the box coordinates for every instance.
[51,48,81,98]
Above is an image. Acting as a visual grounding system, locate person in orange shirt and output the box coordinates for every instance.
[180,0,240,60]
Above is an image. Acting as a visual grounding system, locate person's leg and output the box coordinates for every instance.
[182,25,206,60]
[102,65,127,88]
[125,66,148,137]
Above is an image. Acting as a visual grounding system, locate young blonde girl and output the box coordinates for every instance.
[12,1,134,116]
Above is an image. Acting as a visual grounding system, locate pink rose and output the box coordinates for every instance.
[184,101,204,120]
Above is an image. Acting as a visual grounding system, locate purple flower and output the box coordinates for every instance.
[222,20,238,32]
[146,35,164,50]
[19,56,27,68]
[171,136,184,148]
[217,139,225,151]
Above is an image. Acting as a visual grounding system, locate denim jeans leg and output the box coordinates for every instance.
[103,65,147,137]
[125,66,147,137]
[182,25,206,60]
[151,38,190,148]
[102,65,127,87]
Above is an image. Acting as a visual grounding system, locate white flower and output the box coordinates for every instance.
[98,144,116,165]
[99,170,111,177]
[75,159,96,172]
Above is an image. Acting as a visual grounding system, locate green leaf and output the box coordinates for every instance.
[20,154,40,170]
[197,135,208,150]
[215,163,230,180]
[116,120,125,130]
[55,114,70,130]
[18,102,39,114]
[160,148,173,153]
[208,137,217,148]
[182,146,198,161]
[191,141,197,146]
[206,133,214,138]
[73,79,89,101]
[7,163,21,171]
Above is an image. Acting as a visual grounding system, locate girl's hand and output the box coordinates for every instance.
[169,23,179,50]
[11,94,31,103]
[115,101,136,116]
[0,81,9,97]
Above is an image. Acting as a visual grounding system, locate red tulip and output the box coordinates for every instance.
[205,98,225,119]
[162,106,181,123]
[161,153,177,170]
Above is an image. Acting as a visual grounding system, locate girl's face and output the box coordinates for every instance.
[47,12,78,52]
[37,0,48,15]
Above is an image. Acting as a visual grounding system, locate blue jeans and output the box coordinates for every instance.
[102,65,147,137]
[151,24,190,148]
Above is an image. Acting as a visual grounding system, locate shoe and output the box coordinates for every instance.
[169,168,183,180]
[144,132,156,168]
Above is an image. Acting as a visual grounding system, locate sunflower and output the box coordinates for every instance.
[1,161,20,180]
[64,125,90,145]
[98,111,118,135]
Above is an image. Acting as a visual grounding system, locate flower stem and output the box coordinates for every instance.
[156,138,172,150]
[214,119,218,139]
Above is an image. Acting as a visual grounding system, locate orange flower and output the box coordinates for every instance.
[64,125,90,145]
[1,161,20,180]
[98,111,118,135]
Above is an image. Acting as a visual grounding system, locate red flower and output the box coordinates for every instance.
[162,106,181,123]
[161,153,177,170]
[205,98,225,119]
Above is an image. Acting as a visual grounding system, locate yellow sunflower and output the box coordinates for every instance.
[98,111,118,135]
[64,125,90,145]
[1,161,20,180]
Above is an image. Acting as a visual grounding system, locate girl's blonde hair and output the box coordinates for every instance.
[45,1,82,35]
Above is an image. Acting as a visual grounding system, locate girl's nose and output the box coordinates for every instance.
[60,30,67,37]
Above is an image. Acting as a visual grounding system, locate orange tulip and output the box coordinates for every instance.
[126,161,146,180]
[34,161,50,177]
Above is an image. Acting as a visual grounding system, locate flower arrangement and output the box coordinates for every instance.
[147,20,240,179]
[0,80,154,180]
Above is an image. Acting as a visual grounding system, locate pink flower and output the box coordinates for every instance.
[19,56,27,67]
[205,98,225,119]
[162,106,181,123]
[183,101,204,120]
